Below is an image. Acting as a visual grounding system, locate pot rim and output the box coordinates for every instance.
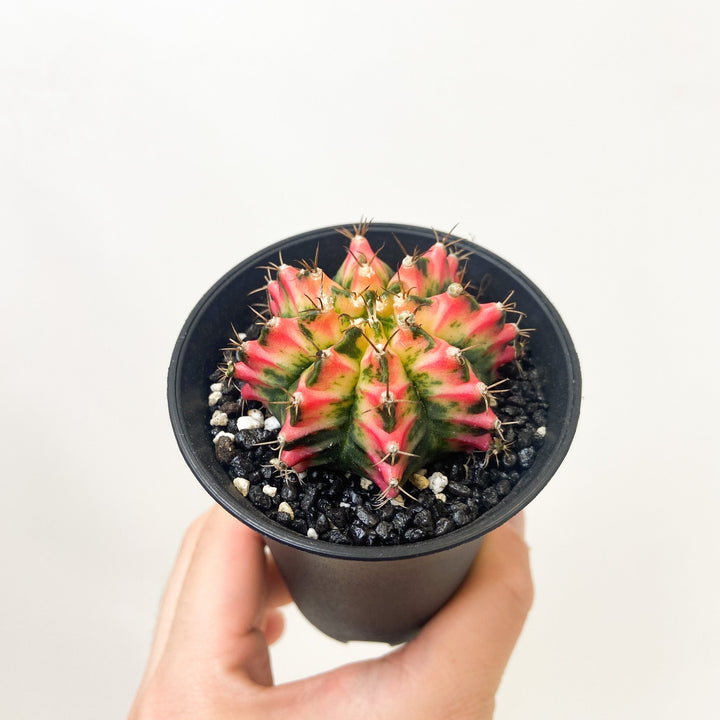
[168,222,581,561]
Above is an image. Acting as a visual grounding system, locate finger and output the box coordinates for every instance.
[398,513,533,698]
[164,504,273,683]
[266,553,292,609]
[140,508,212,685]
[261,609,286,646]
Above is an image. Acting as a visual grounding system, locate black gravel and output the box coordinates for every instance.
[208,349,547,546]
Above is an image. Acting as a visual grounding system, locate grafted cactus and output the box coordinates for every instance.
[229,225,522,499]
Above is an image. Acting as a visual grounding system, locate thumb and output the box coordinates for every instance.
[397,513,533,703]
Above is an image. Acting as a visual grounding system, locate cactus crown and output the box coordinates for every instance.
[231,224,522,500]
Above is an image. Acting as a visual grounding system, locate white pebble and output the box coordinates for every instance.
[307,528,319,540]
[264,416,281,432]
[536,426,547,438]
[428,471,448,495]
[296,470,308,481]
[210,382,224,393]
[213,431,235,445]
[360,477,373,491]
[208,391,223,406]
[248,408,265,424]
[210,410,228,427]
[262,485,277,497]
[236,415,264,430]
[435,492,447,503]
[233,477,250,496]
[236,331,247,341]
[339,501,351,508]
[277,501,294,519]
[390,495,406,507]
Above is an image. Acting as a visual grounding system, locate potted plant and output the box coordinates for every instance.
[167,222,581,644]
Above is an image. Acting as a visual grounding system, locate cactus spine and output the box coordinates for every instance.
[230,224,522,499]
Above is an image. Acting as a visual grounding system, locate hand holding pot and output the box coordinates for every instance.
[129,505,533,720]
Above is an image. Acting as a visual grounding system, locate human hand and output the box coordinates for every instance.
[129,505,532,720]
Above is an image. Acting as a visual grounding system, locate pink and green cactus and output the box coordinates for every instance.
[229,224,523,500]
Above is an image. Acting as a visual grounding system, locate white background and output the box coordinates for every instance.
[1,1,718,718]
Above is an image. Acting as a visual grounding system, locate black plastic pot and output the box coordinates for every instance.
[168,223,581,644]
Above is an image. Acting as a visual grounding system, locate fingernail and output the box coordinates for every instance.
[507,511,525,537]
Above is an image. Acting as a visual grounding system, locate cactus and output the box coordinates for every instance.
[228,224,524,500]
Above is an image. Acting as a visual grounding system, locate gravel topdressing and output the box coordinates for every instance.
[208,349,548,547]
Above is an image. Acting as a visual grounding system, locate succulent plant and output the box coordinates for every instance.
[227,224,525,500]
